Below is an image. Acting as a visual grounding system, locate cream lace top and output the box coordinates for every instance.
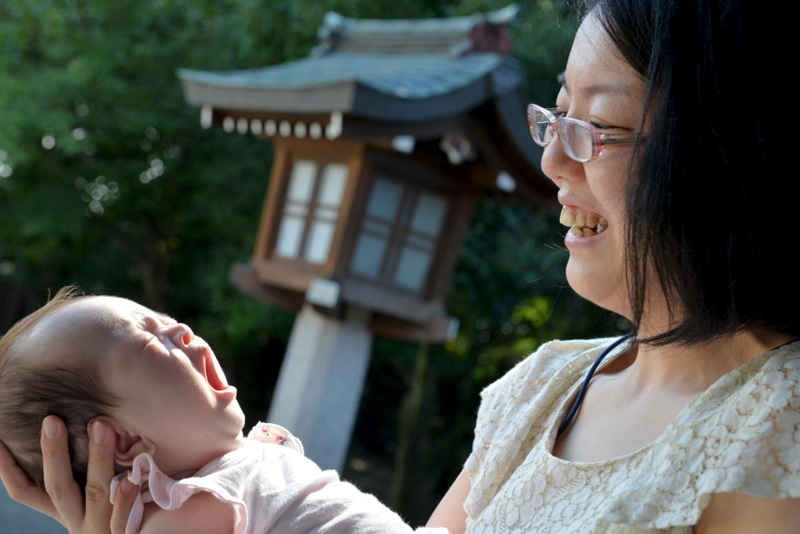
[463,338,800,533]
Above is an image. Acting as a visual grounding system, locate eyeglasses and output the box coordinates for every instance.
[527,103,643,163]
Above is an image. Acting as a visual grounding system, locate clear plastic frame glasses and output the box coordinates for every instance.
[527,103,643,163]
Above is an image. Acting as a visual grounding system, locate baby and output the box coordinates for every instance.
[0,287,442,533]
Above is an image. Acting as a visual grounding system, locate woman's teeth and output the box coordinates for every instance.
[560,207,608,237]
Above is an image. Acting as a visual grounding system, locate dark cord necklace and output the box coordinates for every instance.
[556,333,636,438]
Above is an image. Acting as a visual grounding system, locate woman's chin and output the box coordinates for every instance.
[565,264,627,316]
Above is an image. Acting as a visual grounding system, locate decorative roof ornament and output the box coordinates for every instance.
[178,3,554,202]
[312,4,520,56]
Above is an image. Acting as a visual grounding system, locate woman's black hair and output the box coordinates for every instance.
[576,0,797,345]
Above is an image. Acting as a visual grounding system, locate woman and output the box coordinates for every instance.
[425,0,800,531]
[2,0,799,531]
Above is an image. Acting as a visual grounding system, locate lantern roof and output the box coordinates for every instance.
[177,3,555,202]
[179,52,511,122]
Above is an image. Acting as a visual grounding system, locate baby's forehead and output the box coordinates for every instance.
[35,296,149,342]
[54,296,134,325]
[15,299,115,366]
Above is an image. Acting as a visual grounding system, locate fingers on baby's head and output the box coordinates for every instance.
[0,288,115,490]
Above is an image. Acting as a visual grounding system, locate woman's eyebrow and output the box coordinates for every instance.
[557,71,635,98]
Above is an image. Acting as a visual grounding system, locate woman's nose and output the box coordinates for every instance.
[541,135,582,185]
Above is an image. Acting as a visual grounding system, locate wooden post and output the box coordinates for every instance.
[267,302,373,471]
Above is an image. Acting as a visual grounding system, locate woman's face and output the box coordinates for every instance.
[542,12,645,318]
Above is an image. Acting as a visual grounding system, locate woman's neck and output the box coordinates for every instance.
[626,328,796,394]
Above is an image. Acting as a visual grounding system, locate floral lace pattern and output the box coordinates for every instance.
[463,338,800,533]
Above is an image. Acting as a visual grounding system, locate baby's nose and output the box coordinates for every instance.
[161,323,194,348]
[176,325,194,347]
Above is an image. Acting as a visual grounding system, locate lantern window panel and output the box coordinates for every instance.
[364,178,402,222]
[275,217,305,258]
[410,192,447,237]
[349,175,449,294]
[394,246,433,292]
[351,233,389,279]
[306,220,336,263]
[319,163,349,206]
[286,161,317,201]
[275,160,350,264]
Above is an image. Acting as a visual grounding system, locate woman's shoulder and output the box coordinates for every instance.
[699,340,800,428]
[469,338,622,465]
[481,337,619,400]
[599,343,800,528]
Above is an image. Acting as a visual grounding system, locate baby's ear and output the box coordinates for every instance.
[88,416,155,467]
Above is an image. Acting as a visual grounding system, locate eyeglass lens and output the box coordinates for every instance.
[532,113,554,146]
[560,121,593,162]
[530,107,594,162]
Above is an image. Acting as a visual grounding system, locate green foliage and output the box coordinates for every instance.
[0,0,288,424]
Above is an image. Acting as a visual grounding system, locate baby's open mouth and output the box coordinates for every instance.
[560,207,608,237]
[203,352,229,392]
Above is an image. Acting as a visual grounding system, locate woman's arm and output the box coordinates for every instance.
[0,416,137,533]
[695,492,800,534]
[426,468,471,534]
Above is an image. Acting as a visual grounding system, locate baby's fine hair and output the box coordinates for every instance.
[0,286,119,488]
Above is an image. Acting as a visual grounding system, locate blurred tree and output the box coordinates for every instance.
[0,0,294,420]
[0,0,610,525]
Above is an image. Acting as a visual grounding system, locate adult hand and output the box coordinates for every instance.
[0,416,137,533]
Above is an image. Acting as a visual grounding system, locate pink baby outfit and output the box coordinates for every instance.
[111,423,443,534]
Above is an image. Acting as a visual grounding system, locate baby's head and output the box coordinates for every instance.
[0,287,245,488]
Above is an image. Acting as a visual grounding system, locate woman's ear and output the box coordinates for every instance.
[88,416,155,467]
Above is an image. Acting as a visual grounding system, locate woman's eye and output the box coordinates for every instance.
[591,121,624,131]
